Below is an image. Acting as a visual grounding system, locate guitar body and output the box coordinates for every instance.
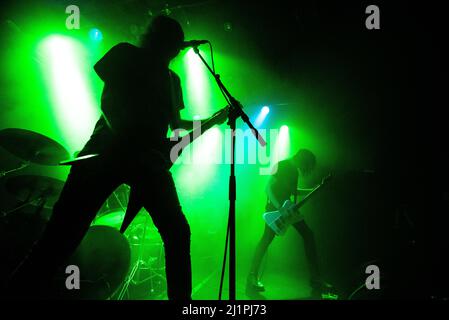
[262,174,332,236]
[263,200,303,236]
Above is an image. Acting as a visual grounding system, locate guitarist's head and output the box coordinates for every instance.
[292,149,316,177]
[140,15,184,62]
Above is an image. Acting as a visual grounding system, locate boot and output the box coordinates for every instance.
[246,273,265,293]
[310,278,335,299]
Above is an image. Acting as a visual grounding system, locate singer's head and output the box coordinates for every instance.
[141,15,184,61]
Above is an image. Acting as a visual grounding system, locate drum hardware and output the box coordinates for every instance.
[91,198,165,299]
[0,128,69,166]
[115,213,166,300]
[111,185,129,212]
[1,194,47,218]
[0,128,66,215]
[0,161,30,178]
[0,128,164,299]
[4,175,64,211]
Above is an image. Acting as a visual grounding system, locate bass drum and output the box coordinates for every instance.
[50,225,131,300]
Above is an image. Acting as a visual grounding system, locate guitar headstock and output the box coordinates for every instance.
[321,173,333,185]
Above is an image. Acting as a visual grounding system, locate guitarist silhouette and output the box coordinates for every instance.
[246,149,332,298]
[6,15,226,300]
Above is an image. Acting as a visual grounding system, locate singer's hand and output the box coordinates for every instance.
[210,107,228,125]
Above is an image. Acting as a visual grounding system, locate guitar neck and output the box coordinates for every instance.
[292,182,324,211]
[184,113,222,144]
[188,119,215,141]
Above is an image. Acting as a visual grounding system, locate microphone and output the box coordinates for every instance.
[181,40,208,49]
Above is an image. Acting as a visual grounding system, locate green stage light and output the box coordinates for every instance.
[183,48,212,117]
[174,127,223,194]
[37,35,100,154]
[276,125,290,161]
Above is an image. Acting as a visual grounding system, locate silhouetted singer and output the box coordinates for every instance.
[7,15,225,300]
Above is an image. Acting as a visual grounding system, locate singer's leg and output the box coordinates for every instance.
[135,170,192,300]
[6,159,121,298]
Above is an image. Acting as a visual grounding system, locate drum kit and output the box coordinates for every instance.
[0,128,166,299]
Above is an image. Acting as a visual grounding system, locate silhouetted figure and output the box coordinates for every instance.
[6,15,221,300]
[247,149,330,298]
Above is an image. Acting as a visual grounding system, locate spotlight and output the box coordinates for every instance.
[254,105,270,127]
[89,28,103,42]
[261,106,270,115]
[277,125,290,160]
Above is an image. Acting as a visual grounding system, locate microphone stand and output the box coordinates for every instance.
[192,46,266,300]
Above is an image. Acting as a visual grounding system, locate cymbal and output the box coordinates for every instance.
[0,128,69,165]
[5,175,65,209]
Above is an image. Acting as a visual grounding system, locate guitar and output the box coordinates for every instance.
[58,106,229,235]
[119,106,228,233]
[60,107,229,167]
[263,174,332,236]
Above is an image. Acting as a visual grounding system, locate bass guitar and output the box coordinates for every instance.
[263,174,332,236]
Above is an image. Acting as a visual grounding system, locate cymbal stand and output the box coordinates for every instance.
[1,194,44,218]
[0,161,30,178]
[116,216,166,299]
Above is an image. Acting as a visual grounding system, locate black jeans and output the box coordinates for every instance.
[6,154,192,300]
